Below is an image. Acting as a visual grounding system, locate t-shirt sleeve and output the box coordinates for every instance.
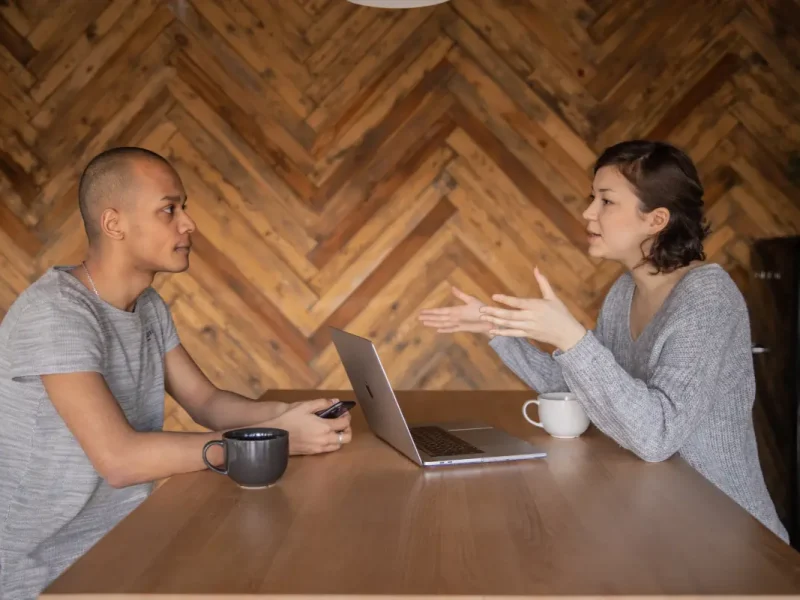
[8,300,105,381]
[147,289,181,353]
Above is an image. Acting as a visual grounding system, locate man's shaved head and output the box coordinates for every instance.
[78,147,173,244]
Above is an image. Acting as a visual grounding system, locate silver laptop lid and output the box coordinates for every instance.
[329,327,423,465]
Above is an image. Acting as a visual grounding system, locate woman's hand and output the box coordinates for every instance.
[418,287,494,337]
[265,399,352,455]
[479,267,586,351]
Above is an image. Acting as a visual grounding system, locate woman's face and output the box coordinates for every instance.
[582,166,668,268]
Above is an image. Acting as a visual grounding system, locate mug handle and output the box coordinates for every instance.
[522,399,544,428]
[202,440,228,474]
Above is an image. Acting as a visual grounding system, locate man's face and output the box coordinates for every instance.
[122,160,195,273]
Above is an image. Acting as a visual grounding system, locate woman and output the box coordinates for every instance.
[419,139,788,543]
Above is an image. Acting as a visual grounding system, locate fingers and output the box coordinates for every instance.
[480,315,525,329]
[316,428,353,454]
[480,306,531,320]
[324,412,352,431]
[490,294,532,309]
[451,286,475,304]
[418,307,455,316]
[418,314,457,325]
[533,267,557,300]
[301,398,338,413]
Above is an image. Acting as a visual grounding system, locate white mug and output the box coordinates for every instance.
[522,392,590,438]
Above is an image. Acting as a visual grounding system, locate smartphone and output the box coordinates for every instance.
[315,400,356,419]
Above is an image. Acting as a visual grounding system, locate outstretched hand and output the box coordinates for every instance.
[418,286,494,337]
[478,267,586,351]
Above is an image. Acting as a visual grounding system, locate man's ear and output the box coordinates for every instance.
[100,208,124,241]
[647,207,670,235]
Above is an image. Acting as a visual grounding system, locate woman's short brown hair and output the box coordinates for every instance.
[594,140,712,273]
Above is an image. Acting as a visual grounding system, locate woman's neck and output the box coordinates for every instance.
[629,260,704,300]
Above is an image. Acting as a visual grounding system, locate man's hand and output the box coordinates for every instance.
[267,399,353,455]
[478,267,587,351]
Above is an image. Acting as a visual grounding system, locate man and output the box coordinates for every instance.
[0,147,351,599]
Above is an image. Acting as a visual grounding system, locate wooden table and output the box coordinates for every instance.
[43,390,800,598]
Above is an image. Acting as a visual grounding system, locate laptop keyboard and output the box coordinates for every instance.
[409,425,484,457]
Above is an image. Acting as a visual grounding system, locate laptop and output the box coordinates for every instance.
[329,327,547,467]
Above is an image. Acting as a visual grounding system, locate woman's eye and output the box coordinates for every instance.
[602,198,611,205]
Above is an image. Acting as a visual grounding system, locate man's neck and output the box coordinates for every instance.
[74,251,154,312]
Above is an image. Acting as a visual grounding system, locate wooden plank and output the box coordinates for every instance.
[240,0,312,62]
[596,4,742,148]
[166,105,318,278]
[165,133,321,335]
[728,124,800,215]
[181,233,317,371]
[167,0,315,151]
[25,1,110,78]
[305,0,355,46]
[309,156,452,305]
[311,225,458,378]
[449,101,588,253]
[34,7,174,167]
[305,6,437,134]
[308,115,456,269]
[308,58,453,210]
[167,56,316,205]
[0,2,32,38]
[305,7,404,105]
[0,11,35,64]
[309,197,457,352]
[30,0,155,113]
[309,34,453,184]
[647,53,742,140]
[447,0,597,143]
[192,0,312,117]
[444,146,593,284]
[734,5,800,97]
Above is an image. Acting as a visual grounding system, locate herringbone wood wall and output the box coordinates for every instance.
[0,0,798,434]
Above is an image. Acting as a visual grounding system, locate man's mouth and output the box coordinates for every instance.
[175,244,192,253]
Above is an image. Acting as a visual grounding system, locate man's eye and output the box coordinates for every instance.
[164,205,174,214]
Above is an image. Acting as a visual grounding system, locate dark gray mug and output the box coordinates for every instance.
[202,427,289,489]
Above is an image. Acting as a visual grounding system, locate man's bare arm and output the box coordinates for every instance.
[41,371,225,488]
[163,344,289,430]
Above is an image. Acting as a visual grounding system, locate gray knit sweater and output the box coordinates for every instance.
[489,263,789,542]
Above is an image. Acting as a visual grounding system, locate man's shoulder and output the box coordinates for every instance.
[138,286,172,318]
[1,268,97,332]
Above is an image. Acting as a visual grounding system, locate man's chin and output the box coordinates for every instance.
[154,255,191,274]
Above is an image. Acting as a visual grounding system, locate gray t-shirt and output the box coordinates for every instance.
[0,266,180,599]
[490,263,789,543]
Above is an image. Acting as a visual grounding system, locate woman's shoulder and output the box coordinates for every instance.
[672,263,746,314]
[598,262,746,320]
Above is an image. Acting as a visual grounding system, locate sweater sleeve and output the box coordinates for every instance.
[488,314,606,393]
[552,296,742,462]
[488,337,569,393]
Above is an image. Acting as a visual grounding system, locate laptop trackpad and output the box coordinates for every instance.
[447,424,535,453]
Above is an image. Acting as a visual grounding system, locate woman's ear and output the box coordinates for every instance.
[647,207,670,235]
